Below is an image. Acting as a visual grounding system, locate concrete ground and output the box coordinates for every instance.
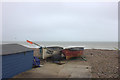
[14,59,91,78]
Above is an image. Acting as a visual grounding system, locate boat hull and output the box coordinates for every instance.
[62,47,84,60]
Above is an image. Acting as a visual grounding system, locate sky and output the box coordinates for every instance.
[2,2,118,42]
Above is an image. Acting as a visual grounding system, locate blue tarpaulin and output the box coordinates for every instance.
[33,57,40,67]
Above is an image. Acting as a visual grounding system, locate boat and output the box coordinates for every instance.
[42,46,63,59]
[61,47,84,60]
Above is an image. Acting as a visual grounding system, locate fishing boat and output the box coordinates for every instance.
[42,46,63,59]
[61,47,84,60]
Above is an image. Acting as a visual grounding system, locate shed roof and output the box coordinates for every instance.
[1,44,33,56]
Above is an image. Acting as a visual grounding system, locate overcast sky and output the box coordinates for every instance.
[2,2,118,41]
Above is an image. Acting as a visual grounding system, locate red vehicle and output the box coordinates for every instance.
[62,47,84,60]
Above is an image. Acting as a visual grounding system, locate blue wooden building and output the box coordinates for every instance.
[1,44,34,79]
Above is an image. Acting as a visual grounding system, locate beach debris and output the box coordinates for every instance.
[53,61,65,65]
[80,56,87,61]
[90,53,93,56]
[86,67,89,69]
[40,65,44,67]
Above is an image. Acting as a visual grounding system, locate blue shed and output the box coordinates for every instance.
[1,44,34,79]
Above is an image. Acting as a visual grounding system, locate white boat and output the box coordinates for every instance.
[42,46,63,59]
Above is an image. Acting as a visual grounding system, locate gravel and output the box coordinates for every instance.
[84,49,119,78]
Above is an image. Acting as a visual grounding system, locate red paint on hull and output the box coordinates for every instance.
[62,49,84,60]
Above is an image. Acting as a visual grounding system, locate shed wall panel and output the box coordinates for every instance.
[2,50,33,78]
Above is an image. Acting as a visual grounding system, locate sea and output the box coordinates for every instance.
[2,41,118,50]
